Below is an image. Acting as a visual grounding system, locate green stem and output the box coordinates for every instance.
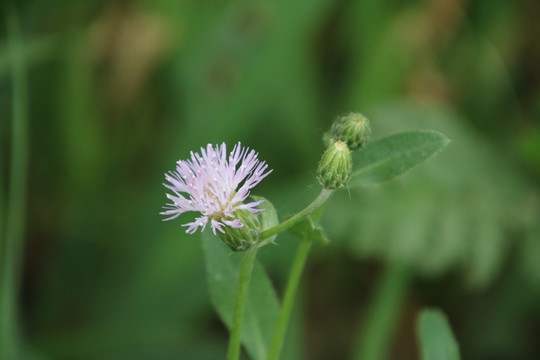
[352,262,410,360]
[267,238,312,360]
[259,188,333,245]
[225,187,333,359]
[1,4,29,360]
[0,34,57,80]
[227,247,258,360]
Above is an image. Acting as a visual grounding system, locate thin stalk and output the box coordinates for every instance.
[0,34,57,79]
[267,238,312,360]
[259,188,333,245]
[227,247,258,360]
[352,262,410,360]
[1,4,29,360]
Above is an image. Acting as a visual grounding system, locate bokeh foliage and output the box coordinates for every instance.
[0,0,539,359]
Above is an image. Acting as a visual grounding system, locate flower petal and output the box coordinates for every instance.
[211,219,225,234]
[223,219,244,228]
[182,216,208,234]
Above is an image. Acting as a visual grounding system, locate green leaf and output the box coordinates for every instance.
[252,195,279,244]
[349,130,449,187]
[417,309,461,360]
[202,231,280,360]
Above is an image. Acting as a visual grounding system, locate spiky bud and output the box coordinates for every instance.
[317,140,352,189]
[331,113,371,150]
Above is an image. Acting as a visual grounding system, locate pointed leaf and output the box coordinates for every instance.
[417,309,461,360]
[350,130,449,187]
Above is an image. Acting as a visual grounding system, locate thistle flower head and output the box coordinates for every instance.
[161,142,272,235]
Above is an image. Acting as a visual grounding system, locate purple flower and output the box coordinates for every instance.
[161,142,272,235]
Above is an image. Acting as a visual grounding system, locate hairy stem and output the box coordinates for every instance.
[227,247,258,360]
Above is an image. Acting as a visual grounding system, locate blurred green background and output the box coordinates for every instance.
[1,0,540,359]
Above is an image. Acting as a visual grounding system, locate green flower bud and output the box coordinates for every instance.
[218,209,262,252]
[317,140,352,189]
[331,113,371,150]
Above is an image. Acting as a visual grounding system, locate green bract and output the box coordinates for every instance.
[331,113,372,150]
[219,209,262,252]
[317,140,352,189]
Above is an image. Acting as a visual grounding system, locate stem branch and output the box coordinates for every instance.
[226,187,333,359]
[259,188,333,245]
